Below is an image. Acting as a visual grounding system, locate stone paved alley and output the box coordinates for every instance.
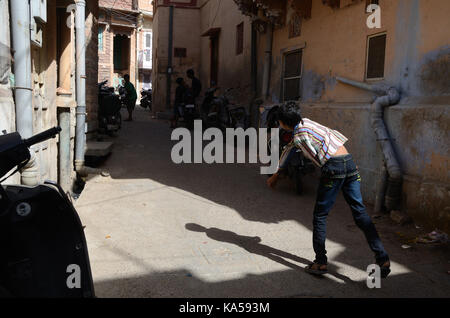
[75,109,450,298]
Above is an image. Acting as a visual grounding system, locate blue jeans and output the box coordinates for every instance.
[313,154,389,265]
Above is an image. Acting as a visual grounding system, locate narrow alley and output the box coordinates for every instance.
[75,109,449,298]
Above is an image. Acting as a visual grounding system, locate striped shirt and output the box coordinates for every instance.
[292,118,348,168]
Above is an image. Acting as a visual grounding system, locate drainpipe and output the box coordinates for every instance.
[261,22,273,100]
[336,76,402,212]
[166,5,174,110]
[58,109,71,191]
[10,0,38,185]
[73,0,105,178]
[136,13,142,99]
[74,0,86,174]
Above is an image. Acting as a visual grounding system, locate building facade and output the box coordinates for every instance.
[0,0,99,191]
[238,0,450,233]
[152,0,255,114]
[98,0,153,100]
[137,0,154,97]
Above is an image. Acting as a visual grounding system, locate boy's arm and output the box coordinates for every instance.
[293,132,322,168]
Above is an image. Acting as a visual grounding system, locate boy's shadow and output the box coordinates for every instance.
[185,223,354,284]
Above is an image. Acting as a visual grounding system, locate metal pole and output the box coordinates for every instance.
[10,0,33,139]
[58,108,71,191]
[261,23,273,99]
[75,0,86,172]
[166,5,174,110]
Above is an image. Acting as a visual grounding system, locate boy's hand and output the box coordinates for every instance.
[267,173,279,189]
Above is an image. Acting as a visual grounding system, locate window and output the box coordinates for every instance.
[282,50,302,101]
[236,22,244,55]
[366,33,386,80]
[144,32,152,63]
[98,26,104,52]
[145,33,151,48]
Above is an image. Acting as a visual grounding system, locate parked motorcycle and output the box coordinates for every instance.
[0,127,95,297]
[140,88,152,110]
[266,104,315,195]
[178,88,199,130]
[201,87,249,131]
[98,80,122,135]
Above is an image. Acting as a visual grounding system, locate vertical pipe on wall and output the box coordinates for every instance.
[10,0,33,139]
[261,23,273,100]
[166,5,174,110]
[10,0,39,186]
[58,108,71,191]
[336,76,403,212]
[74,0,86,173]
[251,22,257,95]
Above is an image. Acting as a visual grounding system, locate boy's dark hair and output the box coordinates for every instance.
[276,101,303,128]
[187,69,194,76]
[124,74,130,81]
[176,77,184,85]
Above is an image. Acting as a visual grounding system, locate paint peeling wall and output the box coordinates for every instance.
[261,0,450,104]
[301,103,449,233]
[256,0,450,232]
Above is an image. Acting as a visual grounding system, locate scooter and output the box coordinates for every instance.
[180,88,199,130]
[202,87,249,131]
[0,127,95,297]
[140,88,152,110]
[265,104,315,195]
[98,80,122,135]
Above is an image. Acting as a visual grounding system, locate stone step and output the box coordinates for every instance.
[85,141,114,157]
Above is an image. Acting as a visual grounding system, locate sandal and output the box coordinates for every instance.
[305,262,328,275]
[377,260,391,278]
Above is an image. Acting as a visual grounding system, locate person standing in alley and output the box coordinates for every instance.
[186,69,202,104]
[170,77,187,128]
[267,102,391,278]
[123,74,137,122]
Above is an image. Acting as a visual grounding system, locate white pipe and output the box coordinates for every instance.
[75,0,86,173]
[10,0,33,139]
[10,0,38,185]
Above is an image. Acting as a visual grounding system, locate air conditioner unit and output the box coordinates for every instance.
[31,0,47,24]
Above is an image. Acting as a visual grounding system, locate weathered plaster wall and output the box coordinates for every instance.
[301,103,449,233]
[0,0,19,184]
[85,1,100,131]
[152,5,201,113]
[256,0,450,232]
[261,0,450,104]
[199,0,253,106]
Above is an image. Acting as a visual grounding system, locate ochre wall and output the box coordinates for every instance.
[256,0,450,232]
